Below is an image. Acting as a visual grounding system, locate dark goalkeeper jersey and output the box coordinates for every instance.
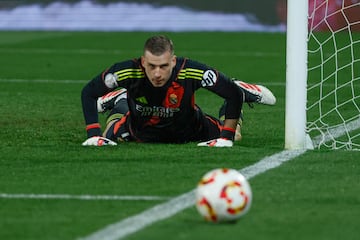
[81,57,243,142]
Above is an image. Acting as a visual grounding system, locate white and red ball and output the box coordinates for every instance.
[195,168,252,222]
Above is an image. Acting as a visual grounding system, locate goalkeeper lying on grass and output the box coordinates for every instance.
[81,35,276,147]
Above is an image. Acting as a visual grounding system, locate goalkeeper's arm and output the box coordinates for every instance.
[81,76,110,138]
[197,119,238,147]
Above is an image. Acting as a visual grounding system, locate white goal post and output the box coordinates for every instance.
[285,0,360,150]
[285,0,310,150]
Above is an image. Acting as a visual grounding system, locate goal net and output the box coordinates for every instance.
[306,0,360,150]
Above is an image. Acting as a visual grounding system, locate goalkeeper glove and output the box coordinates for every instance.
[82,136,117,146]
[197,138,233,147]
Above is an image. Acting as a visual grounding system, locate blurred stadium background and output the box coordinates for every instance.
[1,0,359,32]
[0,0,284,26]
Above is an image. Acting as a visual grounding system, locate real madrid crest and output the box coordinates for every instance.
[169,93,178,105]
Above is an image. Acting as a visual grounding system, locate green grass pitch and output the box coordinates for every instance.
[0,31,359,240]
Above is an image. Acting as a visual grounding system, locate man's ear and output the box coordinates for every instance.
[141,56,145,65]
[171,55,177,67]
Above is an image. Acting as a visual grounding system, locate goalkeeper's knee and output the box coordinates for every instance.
[103,115,131,142]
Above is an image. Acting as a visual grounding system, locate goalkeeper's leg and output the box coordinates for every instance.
[102,113,131,142]
[232,79,276,105]
[218,101,242,141]
[201,114,242,142]
[97,88,127,113]
[102,96,131,142]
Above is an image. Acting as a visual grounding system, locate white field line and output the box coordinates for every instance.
[0,47,281,58]
[80,149,307,240]
[0,78,285,87]
[0,193,169,201]
[0,78,87,84]
[0,78,339,88]
[312,117,360,147]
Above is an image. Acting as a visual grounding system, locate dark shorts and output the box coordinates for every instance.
[103,110,223,143]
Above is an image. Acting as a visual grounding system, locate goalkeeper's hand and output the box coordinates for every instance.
[82,136,117,146]
[197,138,233,147]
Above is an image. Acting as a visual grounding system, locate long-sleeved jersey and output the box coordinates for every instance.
[81,57,243,142]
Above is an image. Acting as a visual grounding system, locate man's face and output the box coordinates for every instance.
[141,50,176,87]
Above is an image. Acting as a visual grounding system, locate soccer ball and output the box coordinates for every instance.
[195,168,252,223]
